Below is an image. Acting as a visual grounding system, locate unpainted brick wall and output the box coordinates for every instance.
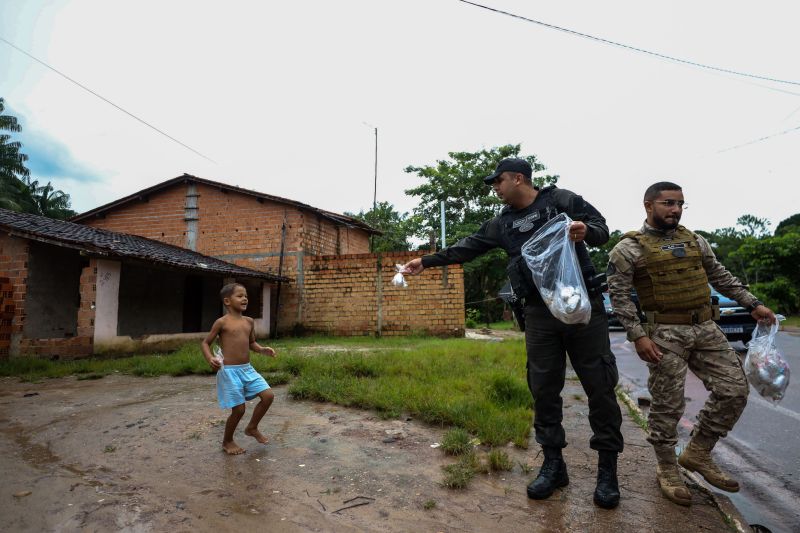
[81,181,378,335]
[0,234,94,359]
[302,251,464,337]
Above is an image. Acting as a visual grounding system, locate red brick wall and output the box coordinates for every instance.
[81,186,187,248]
[0,234,94,359]
[81,181,379,335]
[301,251,464,337]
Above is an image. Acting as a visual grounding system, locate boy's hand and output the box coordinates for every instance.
[208,357,222,370]
[261,346,276,358]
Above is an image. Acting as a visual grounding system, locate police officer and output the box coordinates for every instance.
[402,158,624,509]
[607,181,776,506]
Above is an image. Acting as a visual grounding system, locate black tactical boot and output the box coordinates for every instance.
[527,447,569,500]
[593,450,620,509]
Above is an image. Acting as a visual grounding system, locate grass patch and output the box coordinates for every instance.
[781,315,800,328]
[423,499,436,510]
[441,452,481,489]
[487,321,518,331]
[518,461,533,475]
[487,449,514,472]
[0,335,533,447]
[441,428,472,456]
[616,386,648,431]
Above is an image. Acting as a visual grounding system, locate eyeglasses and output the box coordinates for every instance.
[653,200,688,209]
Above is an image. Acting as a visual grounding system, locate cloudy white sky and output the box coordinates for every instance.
[2,0,798,234]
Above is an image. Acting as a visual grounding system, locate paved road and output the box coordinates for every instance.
[610,329,800,533]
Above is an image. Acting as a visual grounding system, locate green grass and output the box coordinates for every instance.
[487,449,514,472]
[487,321,519,331]
[441,452,482,489]
[0,336,533,447]
[440,428,472,455]
[781,315,800,328]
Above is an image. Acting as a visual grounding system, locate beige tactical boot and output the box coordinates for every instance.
[656,463,692,506]
[678,439,740,492]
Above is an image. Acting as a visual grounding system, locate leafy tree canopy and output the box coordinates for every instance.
[346,201,415,253]
[404,144,558,323]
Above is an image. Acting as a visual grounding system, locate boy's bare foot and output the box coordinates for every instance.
[245,427,270,444]
[222,441,246,455]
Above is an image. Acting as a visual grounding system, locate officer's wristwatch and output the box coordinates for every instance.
[747,300,764,312]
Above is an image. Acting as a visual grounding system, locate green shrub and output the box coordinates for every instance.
[752,277,799,315]
[488,449,514,471]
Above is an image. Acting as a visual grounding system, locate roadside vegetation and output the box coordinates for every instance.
[0,336,533,447]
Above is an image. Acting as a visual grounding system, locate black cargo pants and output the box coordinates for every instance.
[524,295,624,452]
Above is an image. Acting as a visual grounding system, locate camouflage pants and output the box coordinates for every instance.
[646,320,749,449]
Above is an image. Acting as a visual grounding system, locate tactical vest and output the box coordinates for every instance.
[624,226,711,323]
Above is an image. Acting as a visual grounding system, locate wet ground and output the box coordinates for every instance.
[1,362,744,532]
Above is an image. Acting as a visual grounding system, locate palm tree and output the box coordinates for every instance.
[1,97,32,211]
[0,98,76,219]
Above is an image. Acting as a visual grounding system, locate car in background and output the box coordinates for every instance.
[603,292,644,330]
[602,292,623,329]
[710,287,757,346]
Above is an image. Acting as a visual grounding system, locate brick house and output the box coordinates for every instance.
[71,174,465,337]
[0,208,286,359]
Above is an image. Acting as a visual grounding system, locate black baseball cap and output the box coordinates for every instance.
[483,158,532,184]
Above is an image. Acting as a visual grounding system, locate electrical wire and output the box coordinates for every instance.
[1,36,216,163]
[717,124,800,153]
[457,1,800,88]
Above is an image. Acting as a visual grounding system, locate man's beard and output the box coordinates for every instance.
[652,212,680,230]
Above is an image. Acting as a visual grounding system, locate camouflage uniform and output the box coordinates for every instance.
[607,222,758,449]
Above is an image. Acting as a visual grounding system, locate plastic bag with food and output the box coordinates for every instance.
[744,318,790,403]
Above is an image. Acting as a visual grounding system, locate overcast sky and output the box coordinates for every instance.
[2,0,798,235]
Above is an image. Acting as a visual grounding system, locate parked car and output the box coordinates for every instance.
[604,287,757,345]
[602,292,623,329]
[710,286,757,345]
[603,291,645,329]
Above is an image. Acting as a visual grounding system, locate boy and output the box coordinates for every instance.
[201,283,276,455]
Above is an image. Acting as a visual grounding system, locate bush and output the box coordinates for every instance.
[465,308,480,329]
[752,277,799,315]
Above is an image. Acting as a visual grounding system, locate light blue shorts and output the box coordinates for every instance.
[216,363,270,409]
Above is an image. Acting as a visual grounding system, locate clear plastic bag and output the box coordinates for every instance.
[744,319,790,403]
[213,345,225,369]
[521,213,591,325]
[392,264,408,288]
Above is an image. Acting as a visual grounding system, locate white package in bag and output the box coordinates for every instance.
[744,319,790,403]
[392,264,408,288]
[520,213,591,325]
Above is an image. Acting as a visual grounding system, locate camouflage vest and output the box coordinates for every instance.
[624,226,710,315]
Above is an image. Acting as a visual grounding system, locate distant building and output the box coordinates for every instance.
[0,208,286,359]
[67,173,465,342]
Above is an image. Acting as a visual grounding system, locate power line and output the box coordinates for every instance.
[0,36,216,163]
[717,124,800,153]
[457,1,800,88]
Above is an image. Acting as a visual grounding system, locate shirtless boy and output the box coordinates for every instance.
[201,283,277,455]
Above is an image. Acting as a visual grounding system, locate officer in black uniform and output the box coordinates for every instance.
[401,158,624,509]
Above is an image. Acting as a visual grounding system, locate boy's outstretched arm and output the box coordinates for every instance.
[247,317,276,357]
[201,319,223,369]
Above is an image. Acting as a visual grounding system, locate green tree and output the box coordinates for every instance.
[404,144,558,322]
[774,213,800,237]
[730,232,800,313]
[0,98,76,220]
[589,229,623,274]
[0,97,31,211]
[735,214,770,238]
[346,201,414,252]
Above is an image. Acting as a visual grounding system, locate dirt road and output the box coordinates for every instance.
[1,369,743,532]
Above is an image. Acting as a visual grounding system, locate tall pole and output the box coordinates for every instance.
[372,126,378,210]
